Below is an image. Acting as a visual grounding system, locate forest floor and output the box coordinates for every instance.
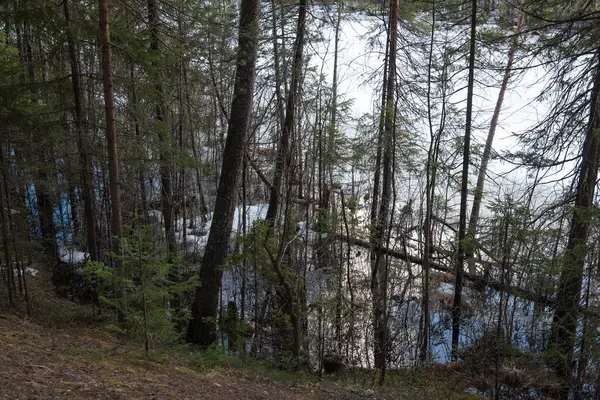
[0,267,481,400]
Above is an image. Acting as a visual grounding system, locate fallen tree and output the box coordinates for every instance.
[333,234,555,307]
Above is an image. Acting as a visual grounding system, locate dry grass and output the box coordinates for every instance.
[0,265,484,399]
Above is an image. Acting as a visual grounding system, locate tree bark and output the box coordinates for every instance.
[466,13,524,274]
[63,0,99,262]
[265,0,306,224]
[452,0,477,361]
[549,53,600,391]
[98,0,123,257]
[187,0,260,346]
[371,0,398,380]
[147,0,176,257]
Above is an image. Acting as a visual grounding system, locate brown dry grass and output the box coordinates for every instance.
[0,265,482,400]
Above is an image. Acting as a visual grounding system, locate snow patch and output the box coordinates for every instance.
[59,248,88,265]
[12,267,38,277]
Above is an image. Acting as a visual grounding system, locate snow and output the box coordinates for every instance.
[58,248,88,265]
[54,11,573,369]
[12,267,38,277]
[439,282,454,294]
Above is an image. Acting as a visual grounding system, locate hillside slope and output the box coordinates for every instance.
[0,268,478,400]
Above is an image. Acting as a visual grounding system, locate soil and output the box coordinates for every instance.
[0,268,478,400]
[0,313,399,400]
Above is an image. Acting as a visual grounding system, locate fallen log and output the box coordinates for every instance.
[333,234,555,307]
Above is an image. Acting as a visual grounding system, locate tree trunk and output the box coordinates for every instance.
[452,0,476,361]
[22,20,59,267]
[147,0,176,257]
[466,13,524,274]
[187,0,261,346]
[420,0,441,362]
[130,64,149,221]
[549,53,600,392]
[371,0,397,380]
[98,0,123,257]
[265,0,306,224]
[0,146,15,306]
[262,0,307,360]
[63,0,99,262]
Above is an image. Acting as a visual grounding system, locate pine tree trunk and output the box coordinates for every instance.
[371,0,397,380]
[98,0,123,257]
[0,146,15,306]
[63,0,99,262]
[187,0,261,346]
[147,0,176,257]
[452,0,477,361]
[130,64,149,220]
[265,0,306,224]
[549,53,600,392]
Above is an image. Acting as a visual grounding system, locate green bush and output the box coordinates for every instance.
[85,224,199,356]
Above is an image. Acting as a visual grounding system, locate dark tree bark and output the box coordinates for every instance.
[549,53,600,391]
[452,0,477,361]
[262,0,307,360]
[22,20,59,267]
[265,0,306,224]
[371,0,397,380]
[98,0,123,256]
[63,0,99,262]
[147,0,176,257]
[130,64,149,220]
[187,0,261,346]
[0,146,15,306]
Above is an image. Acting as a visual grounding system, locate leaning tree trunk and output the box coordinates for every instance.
[549,53,600,395]
[452,0,476,361]
[187,0,261,346]
[466,12,524,275]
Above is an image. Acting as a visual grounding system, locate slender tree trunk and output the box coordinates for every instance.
[420,0,440,362]
[271,0,285,133]
[466,13,524,274]
[63,0,99,262]
[98,0,123,257]
[147,0,176,257]
[265,0,306,224]
[187,0,261,346]
[262,0,307,360]
[22,21,59,267]
[549,53,600,394]
[182,63,208,223]
[452,0,477,361]
[0,146,15,306]
[371,0,397,381]
[130,64,149,220]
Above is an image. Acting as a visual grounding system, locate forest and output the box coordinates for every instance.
[1,0,600,398]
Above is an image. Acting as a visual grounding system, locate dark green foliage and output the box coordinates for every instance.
[85,225,199,353]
